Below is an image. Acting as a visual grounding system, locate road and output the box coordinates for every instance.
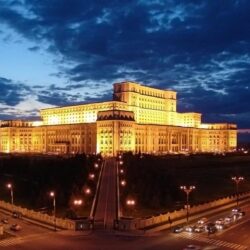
[1,204,250,249]
[0,167,250,249]
[94,158,117,229]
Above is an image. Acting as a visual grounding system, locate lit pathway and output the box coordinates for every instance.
[94,158,117,230]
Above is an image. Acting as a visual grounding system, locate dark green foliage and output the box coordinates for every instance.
[0,154,100,214]
[121,153,250,216]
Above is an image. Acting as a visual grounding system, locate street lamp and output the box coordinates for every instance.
[85,188,91,195]
[94,163,99,169]
[231,176,244,208]
[121,180,126,186]
[73,199,83,218]
[89,173,95,180]
[126,199,135,206]
[73,199,83,206]
[49,191,56,231]
[180,185,196,224]
[126,199,136,217]
[6,183,14,205]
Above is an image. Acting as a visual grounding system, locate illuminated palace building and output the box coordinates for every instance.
[0,82,237,156]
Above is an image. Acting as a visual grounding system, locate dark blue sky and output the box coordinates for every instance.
[0,0,249,128]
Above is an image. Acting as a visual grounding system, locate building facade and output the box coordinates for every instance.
[0,81,237,156]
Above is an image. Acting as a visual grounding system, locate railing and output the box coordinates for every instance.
[116,191,250,232]
[0,200,75,230]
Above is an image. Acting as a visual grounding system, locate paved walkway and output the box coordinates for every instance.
[94,159,117,229]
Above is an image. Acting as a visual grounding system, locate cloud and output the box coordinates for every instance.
[0,77,30,106]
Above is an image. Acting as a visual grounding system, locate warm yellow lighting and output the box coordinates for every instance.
[121,180,126,186]
[32,121,43,127]
[50,191,55,197]
[73,199,83,206]
[89,173,95,179]
[48,116,59,125]
[0,81,237,156]
[126,199,135,206]
[85,188,91,194]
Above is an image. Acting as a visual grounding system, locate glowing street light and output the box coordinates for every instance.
[120,169,124,174]
[94,163,99,169]
[73,199,83,206]
[6,183,14,205]
[121,180,126,186]
[119,160,123,165]
[85,188,91,195]
[89,173,95,180]
[180,185,196,224]
[126,199,135,206]
[232,176,244,208]
[126,199,136,217]
[49,191,56,231]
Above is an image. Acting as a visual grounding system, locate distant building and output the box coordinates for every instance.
[0,81,237,156]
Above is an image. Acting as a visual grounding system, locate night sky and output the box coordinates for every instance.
[0,0,249,128]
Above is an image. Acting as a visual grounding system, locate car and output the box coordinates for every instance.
[197,217,208,225]
[12,211,22,219]
[185,225,196,232]
[1,218,8,224]
[183,244,201,250]
[208,226,217,234]
[205,222,215,230]
[194,225,205,233]
[224,216,233,224]
[10,224,21,231]
[232,208,241,214]
[215,223,225,230]
[215,218,224,225]
[206,223,217,234]
[173,225,184,233]
[238,211,246,217]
